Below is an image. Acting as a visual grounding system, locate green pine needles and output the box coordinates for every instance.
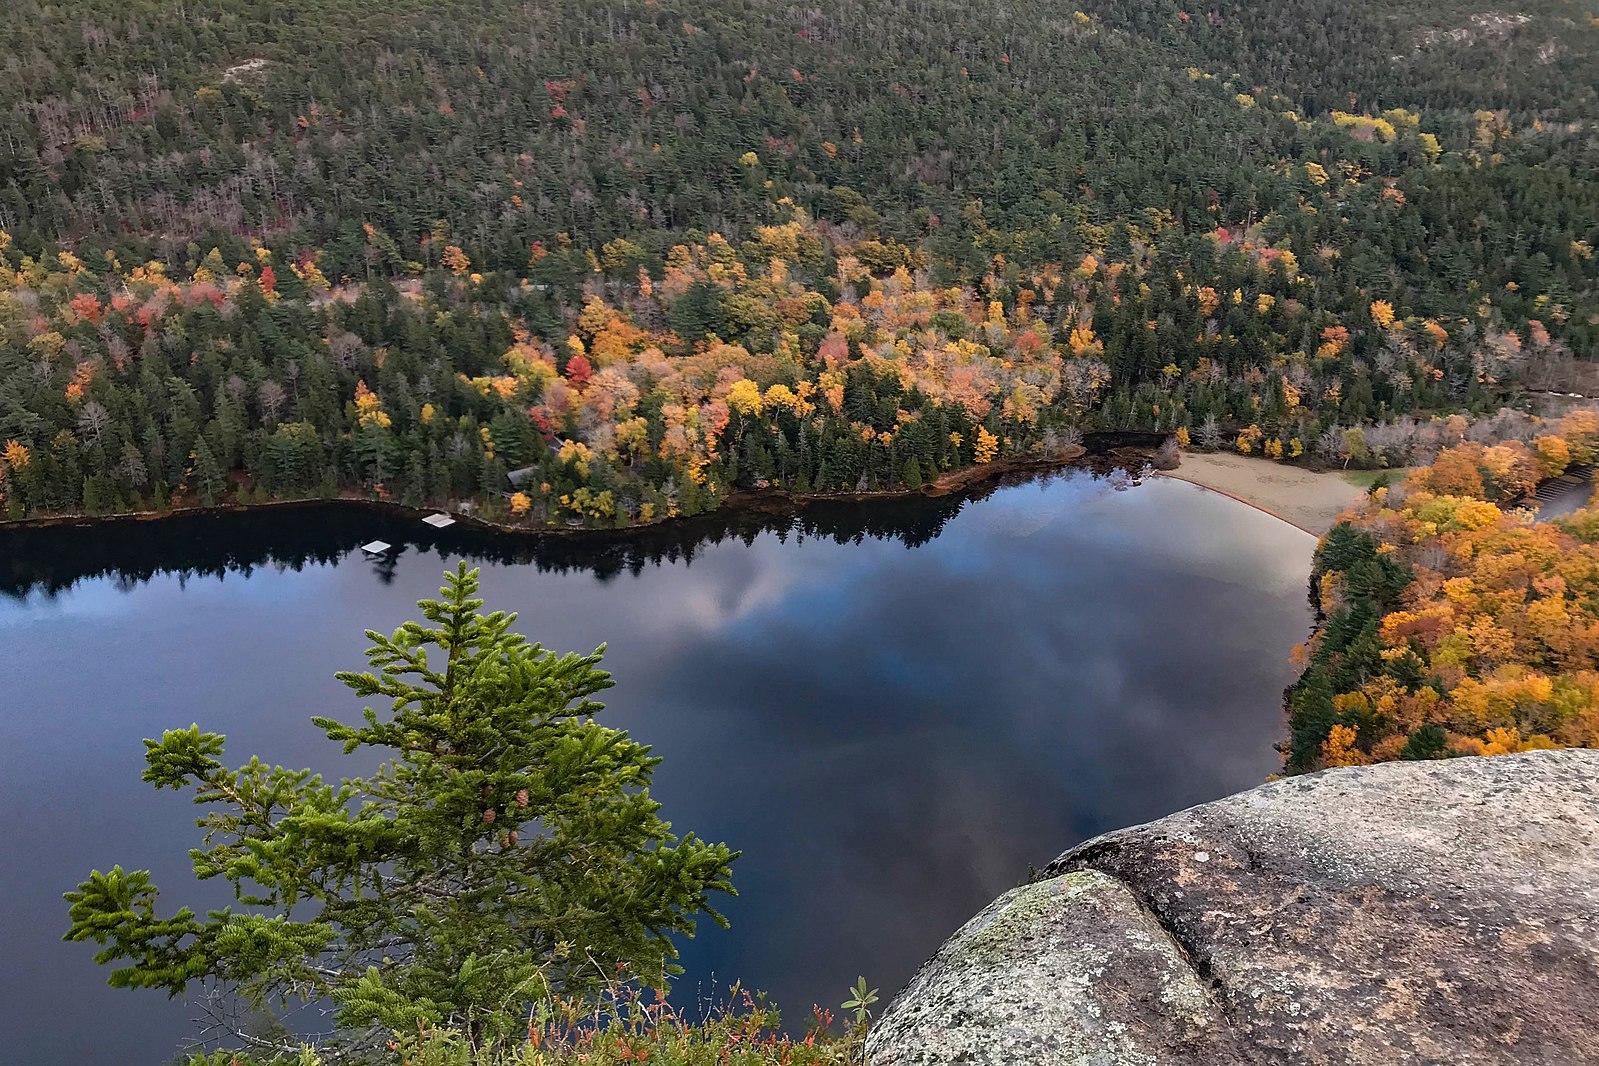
[64,563,738,1055]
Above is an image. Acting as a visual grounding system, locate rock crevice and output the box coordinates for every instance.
[1054,836,1239,1023]
[868,751,1599,1065]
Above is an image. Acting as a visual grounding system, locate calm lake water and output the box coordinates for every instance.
[0,470,1313,1064]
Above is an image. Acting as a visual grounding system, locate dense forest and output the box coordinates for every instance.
[1,0,1595,525]
[17,5,1599,1060]
[1287,409,1599,770]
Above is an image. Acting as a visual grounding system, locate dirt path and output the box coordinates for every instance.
[1158,452,1369,536]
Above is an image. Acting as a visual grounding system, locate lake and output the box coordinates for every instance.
[0,469,1314,1064]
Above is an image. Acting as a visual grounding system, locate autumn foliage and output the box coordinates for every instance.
[1287,410,1599,772]
[0,206,1105,526]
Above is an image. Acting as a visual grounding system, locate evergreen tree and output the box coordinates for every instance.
[65,565,737,1057]
[192,437,225,505]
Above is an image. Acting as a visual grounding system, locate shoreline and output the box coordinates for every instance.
[0,439,1166,544]
[0,438,1383,547]
[1158,451,1369,537]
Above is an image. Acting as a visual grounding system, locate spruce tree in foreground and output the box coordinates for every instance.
[65,563,737,1055]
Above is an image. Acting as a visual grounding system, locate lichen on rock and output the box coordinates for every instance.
[869,751,1599,1064]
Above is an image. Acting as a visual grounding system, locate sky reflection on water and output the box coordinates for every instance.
[0,471,1313,1064]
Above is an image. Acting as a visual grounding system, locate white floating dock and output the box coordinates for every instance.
[421,513,456,528]
[360,540,392,555]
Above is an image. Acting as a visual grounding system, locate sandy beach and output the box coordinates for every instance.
[1160,451,1371,536]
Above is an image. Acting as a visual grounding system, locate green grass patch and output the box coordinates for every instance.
[1342,468,1403,490]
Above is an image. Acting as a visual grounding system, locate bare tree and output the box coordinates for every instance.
[257,380,287,426]
[1153,436,1181,469]
[1467,408,1536,444]
[1366,419,1417,467]
[328,331,365,372]
[77,400,111,448]
[1315,426,1345,466]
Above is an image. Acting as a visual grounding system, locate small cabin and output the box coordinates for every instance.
[505,466,539,490]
